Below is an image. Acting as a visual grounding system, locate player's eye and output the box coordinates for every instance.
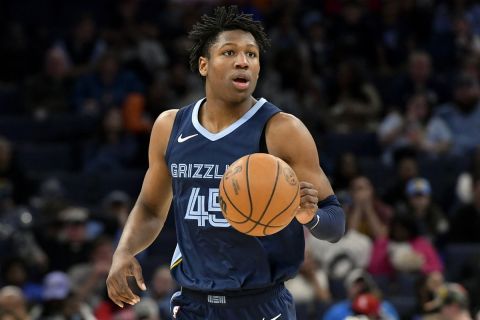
[247,52,257,58]
[223,50,234,56]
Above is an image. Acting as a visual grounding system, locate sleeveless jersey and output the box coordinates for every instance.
[165,97,305,292]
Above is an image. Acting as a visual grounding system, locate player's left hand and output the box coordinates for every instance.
[295,181,318,224]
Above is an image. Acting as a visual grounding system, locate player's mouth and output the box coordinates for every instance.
[232,76,250,90]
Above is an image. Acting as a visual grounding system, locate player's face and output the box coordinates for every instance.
[199,30,260,103]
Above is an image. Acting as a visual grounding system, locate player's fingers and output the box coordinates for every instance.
[299,187,318,197]
[109,284,140,306]
[107,276,140,306]
[131,260,147,291]
[299,181,315,189]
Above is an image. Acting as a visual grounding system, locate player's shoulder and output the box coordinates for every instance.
[154,109,179,125]
[267,111,308,134]
[151,109,179,145]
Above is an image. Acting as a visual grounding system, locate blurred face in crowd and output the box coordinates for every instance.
[339,152,359,180]
[454,81,480,112]
[409,52,431,83]
[74,16,95,43]
[406,94,429,121]
[103,108,124,134]
[0,137,12,170]
[350,176,374,203]
[408,193,431,215]
[0,286,27,317]
[99,53,119,84]
[45,48,68,79]
[398,158,418,182]
[151,266,175,298]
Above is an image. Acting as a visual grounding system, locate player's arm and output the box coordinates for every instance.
[266,113,345,243]
[106,109,177,307]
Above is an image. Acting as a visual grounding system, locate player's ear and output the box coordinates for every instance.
[198,56,208,77]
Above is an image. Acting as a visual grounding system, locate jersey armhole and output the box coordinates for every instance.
[259,123,269,153]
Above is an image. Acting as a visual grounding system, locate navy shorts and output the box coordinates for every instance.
[170,283,296,320]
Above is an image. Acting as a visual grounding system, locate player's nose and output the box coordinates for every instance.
[234,52,249,69]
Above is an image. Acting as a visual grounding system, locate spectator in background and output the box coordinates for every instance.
[68,236,113,311]
[367,213,443,277]
[82,108,138,172]
[449,176,480,243]
[0,137,31,205]
[375,0,411,74]
[0,257,44,304]
[434,73,480,157]
[307,199,372,280]
[0,286,29,320]
[331,152,362,198]
[328,60,382,133]
[346,176,393,239]
[378,92,452,165]
[328,0,377,66]
[30,271,95,320]
[40,207,93,272]
[23,47,73,117]
[437,283,473,320]
[72,50,144,116]
[415,271,445,318]
[455,146,480,205]
[383,152,419,207]
[396,178,449,246]
[53,13,106,78]
[323,269,399,320]
[146,265,176,320]
[286,248,331,319]
[389,51,447,109]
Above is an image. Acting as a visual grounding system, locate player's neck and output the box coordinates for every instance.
[199,96,256,133]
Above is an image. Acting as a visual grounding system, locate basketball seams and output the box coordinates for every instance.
[245,154,253,218]
[243,159,280,235]
[262,182,300,235]
[220,175,250,223]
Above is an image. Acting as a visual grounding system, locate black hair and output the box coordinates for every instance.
[188,5,270,72]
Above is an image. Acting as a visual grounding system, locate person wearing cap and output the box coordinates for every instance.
[397,177,449,245]
[324,269,399,320]
[438,283,472,320]
[41,206,93,272]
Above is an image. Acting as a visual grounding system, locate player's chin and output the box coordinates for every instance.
[227,90,254,104]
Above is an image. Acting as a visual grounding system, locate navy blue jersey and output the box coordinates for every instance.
[165,98,305,292]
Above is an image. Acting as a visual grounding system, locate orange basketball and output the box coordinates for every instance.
[219,153,300,236]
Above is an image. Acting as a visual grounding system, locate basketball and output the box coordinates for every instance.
[219,153,300,236]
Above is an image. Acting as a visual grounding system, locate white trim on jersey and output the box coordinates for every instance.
[192,97,267,141]
[170,244,183,268]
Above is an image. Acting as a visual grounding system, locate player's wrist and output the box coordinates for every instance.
[304,214,320,229]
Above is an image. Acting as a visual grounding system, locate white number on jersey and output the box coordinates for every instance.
[185,188,230,227]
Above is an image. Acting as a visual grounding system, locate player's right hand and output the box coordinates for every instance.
[106,251,147,308]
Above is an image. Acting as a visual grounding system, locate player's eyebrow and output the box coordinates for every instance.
[218,42,259,49]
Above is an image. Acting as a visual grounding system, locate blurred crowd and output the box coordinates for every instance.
[0,0,480,319]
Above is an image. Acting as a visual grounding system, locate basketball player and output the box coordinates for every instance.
[106,6,345,319]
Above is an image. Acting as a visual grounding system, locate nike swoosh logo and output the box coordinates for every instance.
[262,314,281,320]
[177,133,198,143]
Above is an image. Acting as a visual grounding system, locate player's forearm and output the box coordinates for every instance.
[305,195,345,243]
[115,200,167,256]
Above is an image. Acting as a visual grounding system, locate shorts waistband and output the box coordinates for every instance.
[181,283,285,306]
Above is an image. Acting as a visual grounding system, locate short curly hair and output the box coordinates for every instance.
[188,5,270,72]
